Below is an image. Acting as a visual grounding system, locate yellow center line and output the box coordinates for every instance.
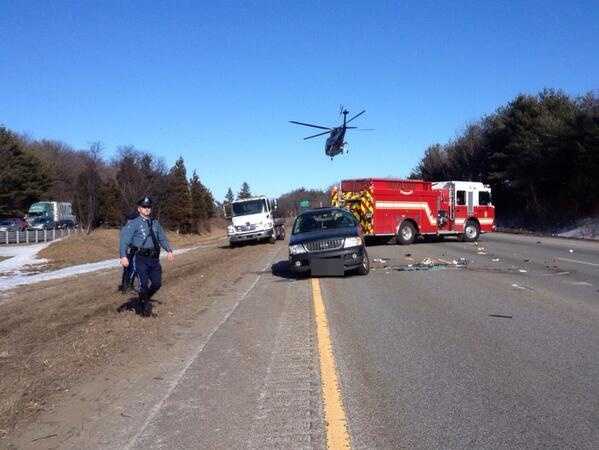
[311,278,352,449]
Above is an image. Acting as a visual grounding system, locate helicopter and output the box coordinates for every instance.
[290,108,368,159]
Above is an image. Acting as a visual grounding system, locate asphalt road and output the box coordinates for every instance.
[117,232,599,449]
[322,233,599,449]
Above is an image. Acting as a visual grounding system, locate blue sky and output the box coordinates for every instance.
[1,1,597,200]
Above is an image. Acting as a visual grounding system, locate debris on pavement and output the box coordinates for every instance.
[372,257,387,264]
[569,249,574,253]
[489,314,513,319]
[492,258,500,262]
[518,269,528,273]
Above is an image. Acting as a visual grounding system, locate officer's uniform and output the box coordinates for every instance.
[119,197,172,315]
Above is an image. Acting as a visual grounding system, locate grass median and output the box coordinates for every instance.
[38,227,226,271]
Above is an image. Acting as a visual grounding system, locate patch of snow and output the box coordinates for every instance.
[558,217,599,240]
[0,242,55,275]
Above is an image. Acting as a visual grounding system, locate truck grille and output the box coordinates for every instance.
[235,224,256,232]
[304,238,344,252]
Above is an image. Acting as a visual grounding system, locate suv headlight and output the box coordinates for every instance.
[289,244,307,255]
[344,236,363,248]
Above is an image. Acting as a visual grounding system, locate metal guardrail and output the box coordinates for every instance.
[0,227,78,245]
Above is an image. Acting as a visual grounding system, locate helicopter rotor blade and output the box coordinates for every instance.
[346,109,366,124]
[289,121,331,130]
[303,130,331,140]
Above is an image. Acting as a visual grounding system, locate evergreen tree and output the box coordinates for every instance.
[190,171,216,233]
[238,182,251,199]
[225,187,234,203]
[163,156,192,233]
[203,187,215,218]
[190,171,207,233]
[0,127,50,216]
[409,89,599,229]
[98,178,122,227]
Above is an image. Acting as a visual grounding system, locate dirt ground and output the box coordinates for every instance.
[37,225,225,270]
[0,238,279,447]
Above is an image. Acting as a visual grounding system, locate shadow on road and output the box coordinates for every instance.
[117,296,163,317]
[270,260,300,281]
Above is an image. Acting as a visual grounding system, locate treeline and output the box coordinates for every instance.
[0,126,215,233]
[410,89,599,229]
[277,187,331,217]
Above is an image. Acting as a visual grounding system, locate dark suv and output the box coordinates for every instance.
[289,208,369,276]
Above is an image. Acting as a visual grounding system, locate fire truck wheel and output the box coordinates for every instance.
[397,221,416,245]
[463,221,480,242]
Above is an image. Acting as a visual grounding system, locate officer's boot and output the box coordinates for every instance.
[138,292,152,317]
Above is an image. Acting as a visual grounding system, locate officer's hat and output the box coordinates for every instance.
[137,196,153,207]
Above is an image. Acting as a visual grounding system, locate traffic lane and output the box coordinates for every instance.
[131,252,325,450]
[486,232,599,258]
[434,235,599,308]
[478,233,599,279]
[322,246,599,448]
[367,234,599,308]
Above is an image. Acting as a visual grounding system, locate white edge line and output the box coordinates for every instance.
[124,249,281,450]
[557,257,599,267]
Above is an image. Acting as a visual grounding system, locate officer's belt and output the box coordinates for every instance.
[130,245,160,259]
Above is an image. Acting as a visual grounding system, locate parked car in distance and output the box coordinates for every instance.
[288,207,370,277]
[0,217,28,232]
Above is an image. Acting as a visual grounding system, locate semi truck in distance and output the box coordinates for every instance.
[26,201,77,230]
[226,196,285,246]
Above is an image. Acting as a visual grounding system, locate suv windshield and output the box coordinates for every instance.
[293,210,357,234]
[232,199,266,217]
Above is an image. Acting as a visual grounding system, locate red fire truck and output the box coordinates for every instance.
[332,178,495,244]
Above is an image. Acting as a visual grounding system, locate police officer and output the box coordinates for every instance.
[119,196,174,316]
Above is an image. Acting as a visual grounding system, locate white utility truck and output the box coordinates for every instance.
[226,196,285,246]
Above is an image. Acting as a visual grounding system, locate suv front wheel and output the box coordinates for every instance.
[357,250,370,275]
